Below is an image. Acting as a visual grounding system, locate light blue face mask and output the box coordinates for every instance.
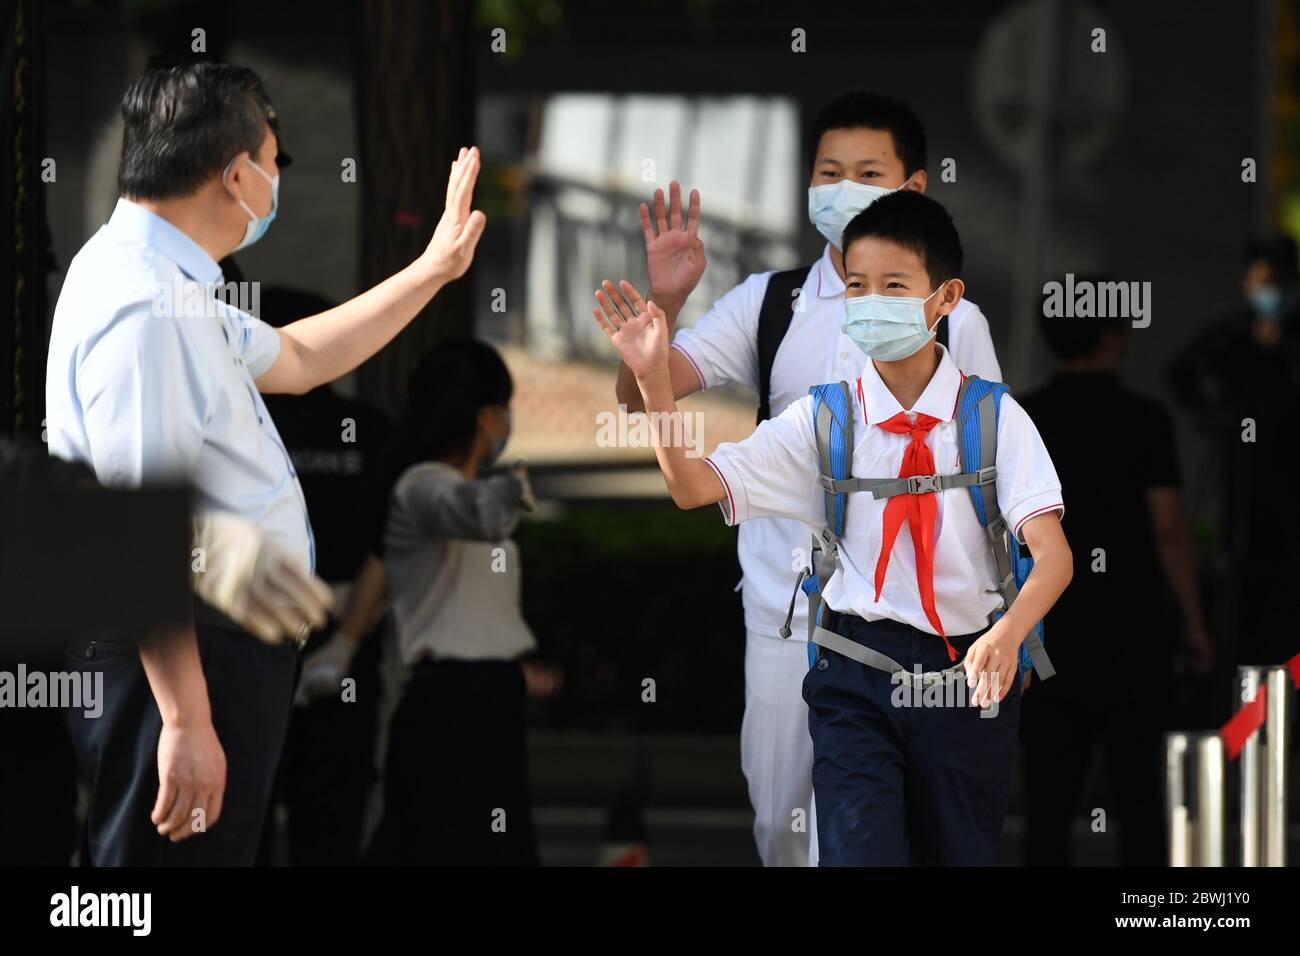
[843,282,948,361]
[227,156,279,251]
[1249,284,1291,322]
[487,408,512,465]
[807,177,910,249]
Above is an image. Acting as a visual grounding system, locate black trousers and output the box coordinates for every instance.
[0,652,79,865]
[804,614,1022,866]
[63,602,299,865]
[367,658,539,866]
[262,628,382,866]
[1020,674,1170,867]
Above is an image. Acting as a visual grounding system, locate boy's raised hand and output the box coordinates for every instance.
[593,280,669,381]
[641,181,706,314]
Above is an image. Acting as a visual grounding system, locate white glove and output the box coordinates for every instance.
[510,460,537,513]
[294,629,360,706]
[191,511,333,647]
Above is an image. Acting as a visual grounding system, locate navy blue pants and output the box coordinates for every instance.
[63,602,299,865]
[803,614,1021,866]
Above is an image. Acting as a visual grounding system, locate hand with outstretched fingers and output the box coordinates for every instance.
[593,280,670,382]
[640,180,705,315]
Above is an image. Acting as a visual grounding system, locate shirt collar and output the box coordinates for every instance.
[856,344,964,426]
[107,198,223,284]
[814,242,845,298]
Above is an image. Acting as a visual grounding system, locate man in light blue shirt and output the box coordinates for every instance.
[47,61,485,864]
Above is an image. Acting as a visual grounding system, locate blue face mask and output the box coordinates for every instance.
[227,156,279,251]
[1249,284,1290,322]
[807,177,910,249]
[843,283,948,361]
[487,408,511,465]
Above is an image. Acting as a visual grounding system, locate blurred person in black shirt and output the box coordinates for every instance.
[1019,287,1212,866]
[1169,235,1300,668]
[252,285,395,865]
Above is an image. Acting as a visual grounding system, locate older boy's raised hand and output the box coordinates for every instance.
[641,182,705,317]
[594,280,670,382]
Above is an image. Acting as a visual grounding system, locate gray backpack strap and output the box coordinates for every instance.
[812,624,967,689]
[821,472,981,497]
[962,381,1055,680]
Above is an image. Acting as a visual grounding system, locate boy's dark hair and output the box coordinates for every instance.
[398,340,514,463]
[118,62,284,201]
[806,90,927,177]
[1037,274,1128,361]
[1245,234,1300,283]
[840,190,962,286]
[371,340,514,554]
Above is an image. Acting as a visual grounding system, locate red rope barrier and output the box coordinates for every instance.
[1219,653,1300,760]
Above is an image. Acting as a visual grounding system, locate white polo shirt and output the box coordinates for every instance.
[672,242,1002,639]
[702,345,1063,638]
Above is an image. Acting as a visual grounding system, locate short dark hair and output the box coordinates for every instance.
[1037,274,1128,360]
[806,90,927,177]
[1245,234,1300,283]
[372,340,515,553]
[391,340,514,471]
[840,190,962,286]
[118,62,281,201]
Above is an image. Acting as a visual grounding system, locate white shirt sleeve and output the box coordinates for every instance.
[949,300,1003,381]
[235,309,283,380]
[703,394,822,527]
[993,394,1064,542]
[76,307,212,487]
[670,271,770,391]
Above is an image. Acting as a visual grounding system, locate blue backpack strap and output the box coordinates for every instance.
[798,381,854,667]
[954,375,1055,680]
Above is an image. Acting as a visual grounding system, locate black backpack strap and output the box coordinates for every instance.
[936,314,949,351]
[755,265,816,424]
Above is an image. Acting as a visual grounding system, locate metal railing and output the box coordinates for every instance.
[1166,662,1293,866]
[524,172,800,360]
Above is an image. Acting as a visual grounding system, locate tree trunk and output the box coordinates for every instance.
[0,0,48,440]
[353,0,476,418]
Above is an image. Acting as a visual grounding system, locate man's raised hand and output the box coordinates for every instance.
[419,145,487,286]
[641,181,705,314]
[593,280,669,382]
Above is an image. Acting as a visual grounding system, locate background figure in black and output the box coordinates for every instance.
[1018,293,1213,866]
[365,340,540,866]
[254,285,394,865]
[0,439,84,865]
[1169,235,1300,669]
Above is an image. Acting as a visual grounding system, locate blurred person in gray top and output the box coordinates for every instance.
[366,340,541,865]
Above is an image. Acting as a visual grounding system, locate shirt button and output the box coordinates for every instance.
[839,351,848,360]
[84,643,95,660]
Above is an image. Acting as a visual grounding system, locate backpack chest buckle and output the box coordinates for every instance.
[906,473,941,494]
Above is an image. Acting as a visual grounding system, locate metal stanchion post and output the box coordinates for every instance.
[1166,732,1225,866]
[1239,667,1265,866]
[1196,735,1225,867]
[1166,733,1191,867]
[1264,666,1291,866]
